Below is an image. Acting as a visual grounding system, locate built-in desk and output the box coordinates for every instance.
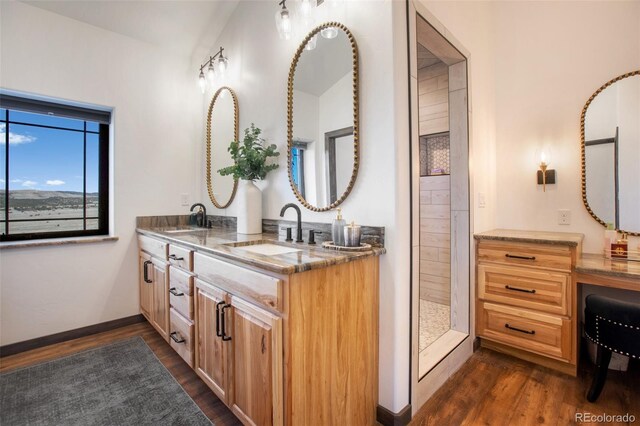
[576,253,640,291]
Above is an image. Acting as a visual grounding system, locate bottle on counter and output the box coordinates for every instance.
[604,223,617,259]
[611,233,629,259]
[332,208,346,246]
[344,221,362,247]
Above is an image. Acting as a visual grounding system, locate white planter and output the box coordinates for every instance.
[236,180,262,234]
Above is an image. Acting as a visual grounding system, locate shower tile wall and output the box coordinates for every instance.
[419,175,450,304]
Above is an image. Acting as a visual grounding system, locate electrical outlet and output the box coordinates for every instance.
[180,193,189,207]
[478,192,486,208]
[558,209,571,225]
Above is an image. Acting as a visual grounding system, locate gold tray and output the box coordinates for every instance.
[322,241,372,252]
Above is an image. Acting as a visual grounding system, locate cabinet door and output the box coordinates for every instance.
[151,258,169,341]
[195,281,229,402]
[229,296,283,426]
[139,251,154,321]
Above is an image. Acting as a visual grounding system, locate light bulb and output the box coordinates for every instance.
[207,62,215,84]
[299,0,312,19]
[218,55,228,76]
[320,26,338,39]
[275,6,292,40]
[198,70,206,93]
[540,151,547,166]
[305,34,317,51]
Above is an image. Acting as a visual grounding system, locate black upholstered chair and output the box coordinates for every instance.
[584,294,640,402]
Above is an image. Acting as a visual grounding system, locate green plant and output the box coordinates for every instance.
[218,123,280,181]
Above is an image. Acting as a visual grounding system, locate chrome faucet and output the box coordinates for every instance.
[280,203,303,243]
[190,203,207,228]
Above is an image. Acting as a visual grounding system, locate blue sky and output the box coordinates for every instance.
[0,108,99,193]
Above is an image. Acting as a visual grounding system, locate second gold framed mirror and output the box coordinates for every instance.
[206,86,239,209]
[287,22,359,212]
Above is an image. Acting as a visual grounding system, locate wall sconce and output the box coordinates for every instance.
[536,150,556,192]
[198,47,228,94]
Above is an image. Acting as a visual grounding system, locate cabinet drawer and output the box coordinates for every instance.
[194,253,283,311]
[478,264,570,316]
[477,302,571,361]
[477,240,572,272]
[169,244,193,271]
[138,235,168,260]
[170,267,193,320]
[169,308,194,367]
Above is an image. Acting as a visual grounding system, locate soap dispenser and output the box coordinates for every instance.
[332,208,346,246]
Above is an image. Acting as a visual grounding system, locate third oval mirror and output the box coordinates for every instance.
[287,23,359,211]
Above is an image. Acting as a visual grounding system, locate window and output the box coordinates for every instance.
[0,94,110,241]
[291,143,306,198]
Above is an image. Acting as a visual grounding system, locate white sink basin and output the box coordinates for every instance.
[237,243,301,256]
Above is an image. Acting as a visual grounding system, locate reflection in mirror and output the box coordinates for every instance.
[207,87,238,208]
[582,71,640,235]
[288,23,358,211]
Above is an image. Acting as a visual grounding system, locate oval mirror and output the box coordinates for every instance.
[287,22,359,212]
[581,70,640,236]
[207,86,238,208]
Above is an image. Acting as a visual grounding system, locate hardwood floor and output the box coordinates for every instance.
[0,321,241,426]
[3,324,638,426]
[410,347,639,426]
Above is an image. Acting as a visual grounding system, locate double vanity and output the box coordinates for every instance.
[136,217,384,425]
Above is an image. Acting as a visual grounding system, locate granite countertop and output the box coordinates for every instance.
[474,229,584,247]
[576,253,640,280]
[137,226,386,275]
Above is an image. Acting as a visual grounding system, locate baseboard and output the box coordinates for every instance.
[0,314,145,357]
[377,404,412,426]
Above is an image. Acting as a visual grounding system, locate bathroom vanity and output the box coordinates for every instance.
[136,221,383,425]
[475,229,640,376]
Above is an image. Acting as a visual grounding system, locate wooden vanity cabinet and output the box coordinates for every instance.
[138,250,169,341]
[476,238,578,376]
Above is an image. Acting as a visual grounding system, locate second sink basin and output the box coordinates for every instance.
[235,243,301,256]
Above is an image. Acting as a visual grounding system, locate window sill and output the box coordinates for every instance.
[0,235,119,250]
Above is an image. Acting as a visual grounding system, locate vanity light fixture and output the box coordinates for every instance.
[320,26,338,39]
[275,0,292,40]
[197,47,228,94]
[536,150,556,192]
[305,34,318,50]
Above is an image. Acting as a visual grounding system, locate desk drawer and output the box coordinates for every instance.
[169,244,193,271]
[169,267,193,320]
[194,253,282,312]
[478,264,570,316]
[477,240,572,272]
[138,235,168,260]
[477,302,571,361]
[169,308,194,367]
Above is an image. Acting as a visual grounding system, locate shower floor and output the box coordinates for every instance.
[419,300,451,351]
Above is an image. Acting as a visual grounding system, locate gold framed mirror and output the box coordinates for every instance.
[206,86,239,209]
[287,22,359,212]
[580,70,640,236]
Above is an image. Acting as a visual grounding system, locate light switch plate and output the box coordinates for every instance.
[180,193,189,206]
[478,192,486,208]
[558,209,571,225]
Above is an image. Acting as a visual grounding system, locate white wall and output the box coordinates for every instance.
[424,1,640,253]
[0,2,200,345]
[195,0,410,413]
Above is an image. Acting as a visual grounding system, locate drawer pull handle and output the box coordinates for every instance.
[505,254,536,260]
[143,260,153,283]
[169,287,184,297]
[505,285,536,294]
[221,304,232,341]
[505,323,535,335]
[215,301,226,337]
[170,332,186,344]
[169,254,184,261]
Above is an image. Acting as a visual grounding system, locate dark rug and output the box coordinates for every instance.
[0,337,212,426]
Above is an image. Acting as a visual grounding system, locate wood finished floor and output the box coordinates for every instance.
[410,347,639,426]
[0,321,241,426]
[2,324,638,426]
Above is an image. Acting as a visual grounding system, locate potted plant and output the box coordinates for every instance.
[219,123,280,234]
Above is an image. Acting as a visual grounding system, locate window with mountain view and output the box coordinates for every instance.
[0,95,110,241]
